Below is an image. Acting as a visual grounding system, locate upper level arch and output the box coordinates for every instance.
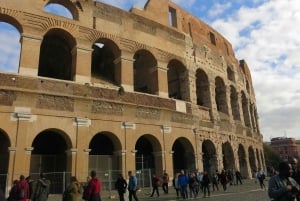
[195,68,211,108]
[38,28,77,81]
[133,49,158,95]
[167,59,187,101]
[91,38,121,86]
[44,0,79,20]
[215,76,228,114]
[241,90,251,127]
[230,85,241,121]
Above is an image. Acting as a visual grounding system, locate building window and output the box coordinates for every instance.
[169,7,177,28]
[209,32,216,45]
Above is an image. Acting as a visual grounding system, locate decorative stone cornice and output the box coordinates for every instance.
[73,117,91,127]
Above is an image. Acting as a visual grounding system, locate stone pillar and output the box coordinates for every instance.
[67,148,77,176]
[157,61,168,98]
[74,46,93,84]
[115,51,134,92]
[7,147,16,189]
[188,70,196,104]
[245,151,252,179]
[73,117,91,181]
[12,110,35,179]
[121,122,136,178]
[19,33,42,76]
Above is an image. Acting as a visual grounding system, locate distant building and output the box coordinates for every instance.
[271,137,298,161]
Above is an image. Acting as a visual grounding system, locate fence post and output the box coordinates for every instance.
[148,169,152,188]
[62,172,65,193]
[108,170,111,198]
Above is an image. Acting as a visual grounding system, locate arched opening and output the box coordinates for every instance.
[202,140,217,175]
[172,137,195,173]
[44,0,79,20]
[38,28,76,81]
[30,129,70,193]
[241,91,251,127]
[0,19,22,73]
[256,149,262,169]
[215,77,228,114]
[91,39,121,86]
[238,144,248,178]
[0,130,10,191]
[222,142,235,170]
[196,68,211,108]
[248,146,257,177]
[167,59,187,100]
[89,132,122,191]
[135,135,162,188]
[133,50,158,95]
[246,80,250,94]
[89,132,121,171]
[227,66,235,82]
[230,86,240,120]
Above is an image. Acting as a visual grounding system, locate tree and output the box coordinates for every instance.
[263,143,283,174]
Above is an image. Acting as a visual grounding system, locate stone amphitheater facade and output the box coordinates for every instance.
[0,0,265,191]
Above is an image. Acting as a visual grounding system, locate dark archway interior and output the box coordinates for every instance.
[0,132,9,191]
[31,130,67,173]
[238,144,247,178]
[202,140,216,174]
[172,139,195,172]
[222,142,235,170]
[91,43,116,84]
[38,32,73,80]
[89,134,114,155]
[135,136,154,170]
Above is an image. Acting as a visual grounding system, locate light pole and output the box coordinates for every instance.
[161,125,166,170]
[193,128,199,169]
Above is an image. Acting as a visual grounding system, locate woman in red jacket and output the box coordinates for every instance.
[16,175,30,201]
[85,170,101,201]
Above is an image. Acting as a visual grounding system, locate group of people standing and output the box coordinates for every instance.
[171,168,243,200]
[7,173,50,201]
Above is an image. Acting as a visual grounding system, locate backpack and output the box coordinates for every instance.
[16,184,25,199]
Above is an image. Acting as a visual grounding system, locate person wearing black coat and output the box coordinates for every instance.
[115,174,127,201]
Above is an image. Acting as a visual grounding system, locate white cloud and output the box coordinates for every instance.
[208,2,232,19]
[0,24,20,73]
[210,0,300,141]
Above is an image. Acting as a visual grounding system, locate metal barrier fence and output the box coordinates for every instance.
[0,174,7,192]
[2,169,153,195]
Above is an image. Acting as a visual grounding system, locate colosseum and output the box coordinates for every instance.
[0,0,265,193]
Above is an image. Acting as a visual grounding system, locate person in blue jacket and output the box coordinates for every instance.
[178,169,189,199]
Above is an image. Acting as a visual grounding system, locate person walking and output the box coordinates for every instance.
[212,170,219,191]
[16,175,30,201]
[173,172,180,199]
[162,170,169,194]
[220,170,228,192]
[188,172,198,199]
[268,161,300,201]
[127,171,139,201]
[85,170,101,201]
[63,176,82,201]
[235,170,243,185]
[32,173,51,201]
[178,169,189,199]
[149,173,160,197]
[257,168,266,190]
[202,171,210,198]
[115,174,127,201]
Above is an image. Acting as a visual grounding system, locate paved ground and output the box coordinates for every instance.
[48,179,270,201]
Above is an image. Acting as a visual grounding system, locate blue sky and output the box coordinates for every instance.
[1,0,300,142]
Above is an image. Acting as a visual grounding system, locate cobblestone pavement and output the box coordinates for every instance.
[48,179,270,201]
